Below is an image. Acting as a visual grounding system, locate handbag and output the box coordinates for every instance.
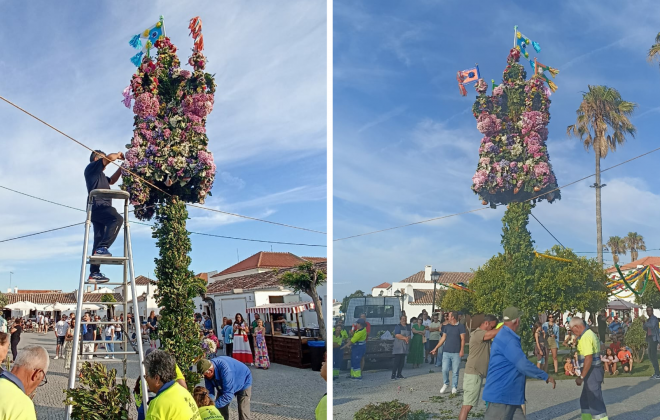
[243,334,248,342]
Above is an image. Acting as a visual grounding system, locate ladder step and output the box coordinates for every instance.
[82,340,127,344]
[89,189,130,201]
[81,351,138,356]
[85,282,126,286]
[80,321,128,325]
[87,256,128,265]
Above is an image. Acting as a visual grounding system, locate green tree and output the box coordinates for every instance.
[625,232,646,263]
[280,261,327,341]
[0,293,7,311]
[624,316,648,362]
[440,288,476,315]
[648,33,660,67]
[636,276,660,308]
[605,236,627,265]
[567,86,637,265]
[101,294,118,320]
[152,198,206,391]
[339,290,365,315]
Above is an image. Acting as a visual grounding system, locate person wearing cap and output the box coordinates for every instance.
[643,306,660,379]
[343,318,367,379]
[568,317,609,420]
[482,307,555,420]
[198,356,252,420]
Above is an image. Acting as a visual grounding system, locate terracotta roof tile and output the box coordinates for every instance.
[373,282,391,289]
[196,273,209,283]
[135,275,156,286]
[605,256,660,273]
[17,290,62,294]
[409,289,435,305]
[206,262,327,295]
[4,292,123,306]
[399,271,474,285]
[212,252,326,277]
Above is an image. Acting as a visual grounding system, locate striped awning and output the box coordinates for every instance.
[246,302,315,314]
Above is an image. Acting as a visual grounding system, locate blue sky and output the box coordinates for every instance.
[0,1,327,291]
[334,0,660,299]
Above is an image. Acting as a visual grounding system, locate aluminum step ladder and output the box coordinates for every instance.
[66,189,149,418]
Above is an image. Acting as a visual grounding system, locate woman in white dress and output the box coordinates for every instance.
[231,313,253,365]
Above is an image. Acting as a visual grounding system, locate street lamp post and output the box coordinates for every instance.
[394,290,405,313]
[431,269,440,315]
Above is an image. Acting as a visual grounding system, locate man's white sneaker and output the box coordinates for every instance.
[451,387,457,394]
[440,384,448,394]
[104,356,110,359]
[54,356,59,360]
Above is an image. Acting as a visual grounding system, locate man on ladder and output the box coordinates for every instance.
[84,150,124,283]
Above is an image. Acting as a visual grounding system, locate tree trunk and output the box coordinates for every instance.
[307,285,326,342]
[595,148,603,266]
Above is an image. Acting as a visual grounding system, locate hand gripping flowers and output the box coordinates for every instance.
[470,48,560,208]
[121,36,217,220]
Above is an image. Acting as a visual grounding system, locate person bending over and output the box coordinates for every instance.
[84,150,124,283]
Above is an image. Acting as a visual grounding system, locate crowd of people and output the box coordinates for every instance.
[334,305,660,420]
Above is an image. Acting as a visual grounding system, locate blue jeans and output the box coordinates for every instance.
[442,352,461,388]
[435,344,444,367]
[105,336,114,353]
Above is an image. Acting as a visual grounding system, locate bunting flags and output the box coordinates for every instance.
[456,65,480,96]
[128,17,165,66]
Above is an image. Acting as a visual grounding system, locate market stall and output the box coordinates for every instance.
[246,301,320,369]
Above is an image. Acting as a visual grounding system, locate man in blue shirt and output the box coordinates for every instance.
[204,315,213,331]
[482,307,556,420]
[198,356,252,420]
[84,150,124,283]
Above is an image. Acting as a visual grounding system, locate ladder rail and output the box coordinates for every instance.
[66,190,150,419]
[126,208,150,411]
[66,201,93,418]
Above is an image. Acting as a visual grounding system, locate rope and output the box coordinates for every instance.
[530,212,565,249]
[0,222,85,243]
[334,146,660,241]
[0,95,325,235]
[0,186,326,247]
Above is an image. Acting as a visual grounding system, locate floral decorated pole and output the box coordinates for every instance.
[121,17,216,220]
[120,17,214,390]
[470,47,560,208]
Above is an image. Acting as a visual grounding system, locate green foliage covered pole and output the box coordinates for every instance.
[153,197,206,389]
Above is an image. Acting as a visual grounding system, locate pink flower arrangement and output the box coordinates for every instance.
[476,113,501,137]
[133,92,159,119]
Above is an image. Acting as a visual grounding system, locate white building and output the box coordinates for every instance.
[332,300,342,318]
[371,282,391,297]
[378,265,474,316]
[194,259,327,332]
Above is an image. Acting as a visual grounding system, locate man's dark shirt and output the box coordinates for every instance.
[597,315,607,335]
[84,159,111,207]
[82,323,95,341]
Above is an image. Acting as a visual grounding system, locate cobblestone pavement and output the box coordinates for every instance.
[333,362,660,419]
[16,332,325,419]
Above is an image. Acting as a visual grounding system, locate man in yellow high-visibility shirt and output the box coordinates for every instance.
[344,318,367,379]
[0,345,49,420]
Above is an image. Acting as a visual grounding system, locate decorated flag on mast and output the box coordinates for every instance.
[531,58,560,93]
[514,26,540,60]
[189,16,204,52]
[128,16,166,66]
[456,65,480,96]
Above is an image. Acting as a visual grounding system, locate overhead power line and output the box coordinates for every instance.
[530,212,565,249]
[0,95,325,235]
[334,145,660,241]
[0,186,326,248]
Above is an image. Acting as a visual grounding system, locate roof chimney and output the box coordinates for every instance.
[424,266,432,282]
[87,286,92,293]
[13,287,18,294]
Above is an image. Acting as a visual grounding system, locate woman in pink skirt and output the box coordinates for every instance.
[253,319,270,369]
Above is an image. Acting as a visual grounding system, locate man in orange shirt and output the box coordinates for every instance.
[617,347,633,373]
[351,313,371,372]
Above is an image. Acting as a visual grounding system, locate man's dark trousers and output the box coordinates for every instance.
[648,337,660,376]
[219,387,251,420]
[90,205,123,274]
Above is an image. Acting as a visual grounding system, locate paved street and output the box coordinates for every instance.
[334,363,660,419]
[15,331,325,420]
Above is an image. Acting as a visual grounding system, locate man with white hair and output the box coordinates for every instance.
[0,345,49,420]
[482,307,555,420]
[569,316,608,420]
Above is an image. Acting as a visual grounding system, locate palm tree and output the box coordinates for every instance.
[605,236,627,265]
[625,232,646,263]
[567,86,637,265]
[648,33,660,66]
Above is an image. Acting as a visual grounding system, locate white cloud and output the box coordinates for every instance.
[220,172,246,190]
